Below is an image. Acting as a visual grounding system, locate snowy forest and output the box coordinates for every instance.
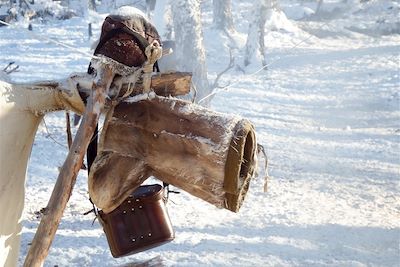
[0,0,399,266]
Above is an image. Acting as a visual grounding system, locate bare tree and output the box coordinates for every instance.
[164,0,173,39]
[316,0,324,14]
[213,0,234,32]
[146,0,156,18]
[88,0,96,11]
[243,0,278,67]
[171,0,210,104]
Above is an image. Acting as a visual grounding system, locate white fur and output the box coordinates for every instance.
[0,80,84,267]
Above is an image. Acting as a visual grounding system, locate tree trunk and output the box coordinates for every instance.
[213,0,234,32]
[146,0,156,18]
[164,0,173,40]
[244,0,276,67]
[88,0,96,11]
[316,0,324,14]
[171,0,210,104]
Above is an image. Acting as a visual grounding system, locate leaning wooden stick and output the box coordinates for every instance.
[23,65,115,267]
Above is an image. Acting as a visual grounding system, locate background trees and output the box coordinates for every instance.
[171,0,210,103]
[212,0,234,33]
[0,0,320,101]
[243,0,279,67]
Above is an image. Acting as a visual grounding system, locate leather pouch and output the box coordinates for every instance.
[98,184,174,257]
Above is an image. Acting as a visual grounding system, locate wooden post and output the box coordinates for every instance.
[23,65,115,267]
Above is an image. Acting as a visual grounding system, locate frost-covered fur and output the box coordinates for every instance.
[89,96,257,213]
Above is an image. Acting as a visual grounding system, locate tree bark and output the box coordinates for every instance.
[147,72,192,95]
[171,0,210,104]
[23,66,114,267]
[316,0,324,14]
[213,0,234,32]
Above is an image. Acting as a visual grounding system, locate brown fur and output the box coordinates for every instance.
[89,96,257,213]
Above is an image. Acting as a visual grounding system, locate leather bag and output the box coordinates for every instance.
[98,184,174,258]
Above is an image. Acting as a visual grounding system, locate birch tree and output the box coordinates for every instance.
[171,0,210,104]
[243,0,278,67]
[213,0,234,32]
[88,0,96,11]
[316,0,324,14]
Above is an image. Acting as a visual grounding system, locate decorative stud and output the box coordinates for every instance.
[131,208,135,211]
[127,200,131,204]
[139,205,143,209]
[140,236,144,239]
[148,233,152,237]
[123,210,127,214]
[131,238,136,242]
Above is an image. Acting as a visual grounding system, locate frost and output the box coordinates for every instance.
[124,91,156,103]
[112,6,148,20]
[93,101,102,114]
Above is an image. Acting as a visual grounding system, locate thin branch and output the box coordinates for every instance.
[3,62,19,74]
[212,48,235,89]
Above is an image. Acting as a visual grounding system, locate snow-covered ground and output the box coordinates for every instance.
[0,0,399,266]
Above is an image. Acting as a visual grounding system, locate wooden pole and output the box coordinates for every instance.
[130,72,192,96]
[23,65,115,267]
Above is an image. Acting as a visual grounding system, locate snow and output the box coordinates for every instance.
[0,71,10,82]
[125,91,156,103]
[112,5,148,20]
[0,0,399,266]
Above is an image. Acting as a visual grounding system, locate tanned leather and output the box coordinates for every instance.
[98,184,174,257]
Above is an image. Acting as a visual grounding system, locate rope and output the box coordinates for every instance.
[42,117,68,148]
[198,21,330,104]
[0,19,98,59]
[43,115,103,151]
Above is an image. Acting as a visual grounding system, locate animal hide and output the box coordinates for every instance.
[89,95,257,214]
[90,9,162,71]
[0,79,84,267]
